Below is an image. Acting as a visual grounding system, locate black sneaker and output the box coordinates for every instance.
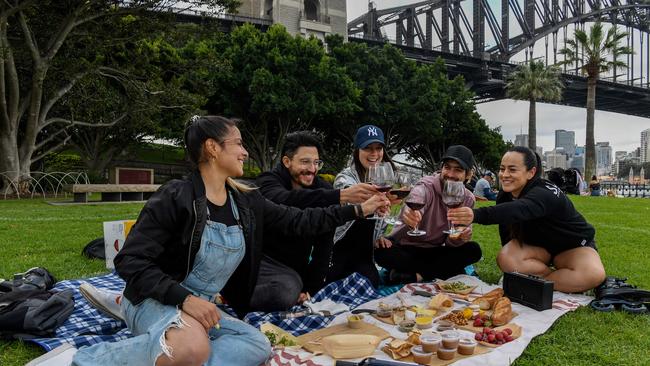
[388,269,417,285]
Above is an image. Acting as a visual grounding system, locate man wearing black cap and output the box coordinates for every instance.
[375,145,482,283]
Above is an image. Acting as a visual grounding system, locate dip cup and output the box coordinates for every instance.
[435,320,455,332]
[457,338,477,355]
[411,346,433,365]
[420,333,442,353]
[437,347,456,361]
[441,330,460,349]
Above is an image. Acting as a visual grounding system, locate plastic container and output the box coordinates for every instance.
[441,330,460,349]
[457,338,477,355]
[420,333,442,353]
[435,320,455,332]
[437,347,456,361]
[411,346,433,365]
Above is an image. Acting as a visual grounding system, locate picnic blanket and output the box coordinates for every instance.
[29,272,383,352]
[271,274,593,366]
[30,272,591,366]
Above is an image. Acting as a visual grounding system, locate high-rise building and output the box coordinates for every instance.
[515,134,529,147]
[570,155,585,173]
[555,130,576,157]
[641,128,650,163]
[546,150,568,169]
[237,0,348,41]
[595,142,612,176]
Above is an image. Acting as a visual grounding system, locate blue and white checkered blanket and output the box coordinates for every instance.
[30,272,386,351]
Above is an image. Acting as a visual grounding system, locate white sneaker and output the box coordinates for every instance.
[79,283,124,321]
[25,344,77,366]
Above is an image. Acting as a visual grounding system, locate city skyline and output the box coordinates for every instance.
[346,1,650,155]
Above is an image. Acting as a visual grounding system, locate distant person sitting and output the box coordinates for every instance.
[473,171,497,201]
[589,175,601,196]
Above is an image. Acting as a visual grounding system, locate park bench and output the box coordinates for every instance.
[71,184,160,203]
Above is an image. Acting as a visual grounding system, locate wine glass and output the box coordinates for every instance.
[385,171,412,225]
[366,162,394,219]
[441,180,466,236]
[405,184,427,237]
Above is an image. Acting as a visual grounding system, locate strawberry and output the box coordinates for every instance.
[487,334,496,343]
[503,328,513,335]
[505,335,514,342]
[495,332,504,341]
[473,318,484,327]
[483,327,491,334]
[475,333,483,341]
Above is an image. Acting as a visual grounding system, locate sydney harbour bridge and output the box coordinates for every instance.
[347,0,650,118]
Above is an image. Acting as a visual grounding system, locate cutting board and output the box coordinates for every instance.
[297,322,391,354]
[383,344,492,365]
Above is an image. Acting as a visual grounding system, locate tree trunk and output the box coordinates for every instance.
[528,98,536,151]
[585,76,597,180]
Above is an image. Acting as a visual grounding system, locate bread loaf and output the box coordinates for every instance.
[491,297,512,326]
[471,288,504,310]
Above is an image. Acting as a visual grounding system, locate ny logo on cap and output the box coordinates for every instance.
[367,126,378,137]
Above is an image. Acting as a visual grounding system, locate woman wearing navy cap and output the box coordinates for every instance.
[327,125,395,287]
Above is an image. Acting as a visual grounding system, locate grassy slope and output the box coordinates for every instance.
[1,196,650,365]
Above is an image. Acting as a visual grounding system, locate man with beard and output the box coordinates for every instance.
[374,145,482,284]
[253,131,378,310]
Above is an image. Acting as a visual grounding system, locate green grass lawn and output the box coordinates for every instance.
[2,196,650,365]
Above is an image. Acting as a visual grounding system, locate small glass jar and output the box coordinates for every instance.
[457,338,477,355]
[420,333,442,353]
[415,313,433,329]
[411,346,433,365]
[376,303,392,318]
[437,347,456,361]
[398,319,415,332]
[441,330,460,349]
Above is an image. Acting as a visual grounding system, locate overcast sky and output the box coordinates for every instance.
[346,0,650,154]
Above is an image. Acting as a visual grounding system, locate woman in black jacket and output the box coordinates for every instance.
[448,146,606,293]
[71,116,388,366]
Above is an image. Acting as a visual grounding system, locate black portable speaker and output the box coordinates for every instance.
[503,272,554,311]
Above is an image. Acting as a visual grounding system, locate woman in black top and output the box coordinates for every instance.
[448,146,606,293]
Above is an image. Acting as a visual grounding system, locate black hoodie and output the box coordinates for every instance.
[255,163,341,293]
[473,178,595,250]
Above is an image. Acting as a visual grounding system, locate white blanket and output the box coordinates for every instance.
[269,275,592,366]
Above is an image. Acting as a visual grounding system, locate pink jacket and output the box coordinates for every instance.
[389,174,475,248]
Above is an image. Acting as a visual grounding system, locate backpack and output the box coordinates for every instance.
[0,267,74,340]
[82,237,106,260]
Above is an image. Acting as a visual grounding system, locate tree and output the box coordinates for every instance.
[0,0,238,193]
[209,24,359,171]
[506,60,563,150]
[558,22,632,180]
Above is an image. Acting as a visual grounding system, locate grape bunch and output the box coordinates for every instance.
[474,327,514,345]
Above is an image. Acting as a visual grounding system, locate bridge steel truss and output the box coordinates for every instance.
[348,0,650,88]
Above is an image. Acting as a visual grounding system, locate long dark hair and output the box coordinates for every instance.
[183,115,251,192]
[352,147,395,181]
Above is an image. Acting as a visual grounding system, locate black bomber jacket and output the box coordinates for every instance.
[114,170,357,317]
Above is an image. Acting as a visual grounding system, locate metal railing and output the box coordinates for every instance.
[1,171,90,200]
[600,182,650,198]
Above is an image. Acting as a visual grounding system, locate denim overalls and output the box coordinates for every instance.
[74,193,271,365]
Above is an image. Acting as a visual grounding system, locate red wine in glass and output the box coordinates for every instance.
[405,201,425,211]
[376,184,392,193]
[390,189,411,199]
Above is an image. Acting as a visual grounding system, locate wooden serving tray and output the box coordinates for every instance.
[296,322,391,354]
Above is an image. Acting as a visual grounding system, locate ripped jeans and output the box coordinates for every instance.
[73,297,270,366]
[73,207,271,366]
